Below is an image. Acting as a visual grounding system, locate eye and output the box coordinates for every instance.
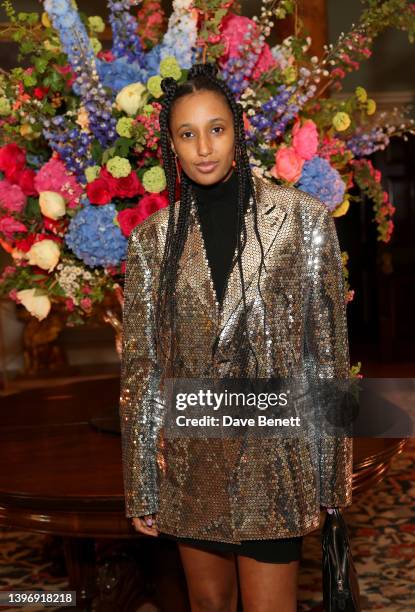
[180,126,225,139]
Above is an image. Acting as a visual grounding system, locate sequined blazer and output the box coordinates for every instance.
[119,171,353,543]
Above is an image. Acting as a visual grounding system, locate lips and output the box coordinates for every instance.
[195,161,219,173]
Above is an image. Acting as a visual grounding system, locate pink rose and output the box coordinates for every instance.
[292,119,319,161]
[0,180,27,213]
[34,157,82,207]
[80,297,92,311]
[0,216,28,240]
[271,146,304,183]
[65,297,75,312]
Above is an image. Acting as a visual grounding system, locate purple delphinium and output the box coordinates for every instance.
[43,0,117,149]
[107,0,146,65]
[346,128,390,157]
[42,116,93,181]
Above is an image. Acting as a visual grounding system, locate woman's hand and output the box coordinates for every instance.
[131,513,159,536]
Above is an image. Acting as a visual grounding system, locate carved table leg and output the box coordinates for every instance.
[62,537,96,610]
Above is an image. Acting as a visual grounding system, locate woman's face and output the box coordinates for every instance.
[169,89,235,185]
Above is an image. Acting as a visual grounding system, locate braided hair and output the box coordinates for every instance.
[157,61,267,378]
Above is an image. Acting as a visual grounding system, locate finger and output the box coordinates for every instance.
[136,526,159,536]
[132,519,159,536]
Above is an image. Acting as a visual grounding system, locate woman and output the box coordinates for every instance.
[120,62,353,611]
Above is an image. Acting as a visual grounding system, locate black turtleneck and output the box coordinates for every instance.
[189,168,251,305]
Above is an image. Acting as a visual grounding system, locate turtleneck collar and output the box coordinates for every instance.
[188,168,251,209]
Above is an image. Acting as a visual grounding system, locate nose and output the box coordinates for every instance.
[197,133,213,157]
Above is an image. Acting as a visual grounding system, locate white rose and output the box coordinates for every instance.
[39,191,66,220]
[16,288,51,321]
[27,240,60,272]
[174,0,193,10]
[115,82,148,116]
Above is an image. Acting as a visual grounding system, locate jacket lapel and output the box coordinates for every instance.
[179,173,287,333]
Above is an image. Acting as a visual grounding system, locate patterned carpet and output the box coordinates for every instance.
[1,438,414,611]
[298,437,415,611]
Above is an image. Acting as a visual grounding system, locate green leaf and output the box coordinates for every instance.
[35,57,48,74]
[48,71,62,91]
[26,12,39,25]
[214,9,227,20]
[25,197,41,218]
[115,137,134,158]
[20,41,35,55]
[23,74,36,87]
[102,146,116,164]
[91,141,103,163]
[12,30,23,42]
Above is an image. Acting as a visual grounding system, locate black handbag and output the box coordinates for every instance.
[322,508,361,611]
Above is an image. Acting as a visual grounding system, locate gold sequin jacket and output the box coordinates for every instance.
[120,172,353,543]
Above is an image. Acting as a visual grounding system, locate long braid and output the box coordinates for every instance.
[157,62,267,378]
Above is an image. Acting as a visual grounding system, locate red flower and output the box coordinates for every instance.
[113,171,145,198]
[99,167,119,194]
[17,168,37,196]
[0,143,26,181]
[54,64,76,88]
[97,49,115,62]
[33,87,49,100]
[65,297,75,312]
[80,297,92,311]
[43,217,67,235]
[86,178,112,205]
[15,235,35,252]
[34,232,63,244]
[118,192,168,236]
[95,167,145,200]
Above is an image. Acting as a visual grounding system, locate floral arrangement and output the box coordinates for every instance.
[0,0,414,328]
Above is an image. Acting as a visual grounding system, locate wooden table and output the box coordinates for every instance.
[0,376,408,610]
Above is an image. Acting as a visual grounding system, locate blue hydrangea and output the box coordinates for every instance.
[65,203,127,267]
[96,57,149,93]
[296,156,346,211]
[145,44,163,75]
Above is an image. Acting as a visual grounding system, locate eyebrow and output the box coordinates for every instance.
[177,117,226,129]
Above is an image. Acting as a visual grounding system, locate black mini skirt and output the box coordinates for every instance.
[159,532,303,564]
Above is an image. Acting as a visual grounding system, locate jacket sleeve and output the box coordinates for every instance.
[119,223,164,518]
[304,203,353,508]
